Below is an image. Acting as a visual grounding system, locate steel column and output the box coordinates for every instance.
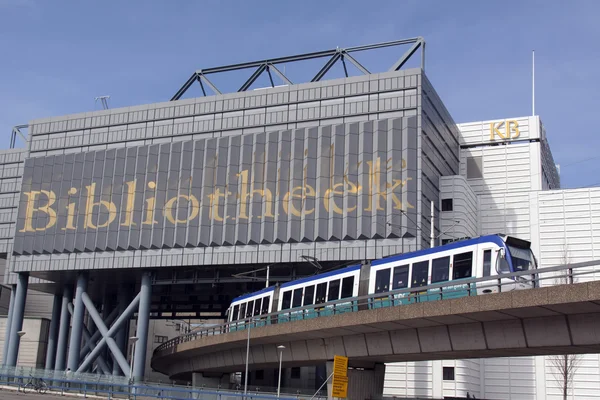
[55,286,72,370]
[6,273,28,366]
[77,293,140,373]
[2,285,16,365]
[44,294,62,369]
[113,288,130,376]
[133,272,152,381]
[67,272,88,371]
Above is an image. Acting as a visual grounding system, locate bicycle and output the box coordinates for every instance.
[22,374,49,394]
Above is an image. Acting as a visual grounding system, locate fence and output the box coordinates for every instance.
[0,366,327,400]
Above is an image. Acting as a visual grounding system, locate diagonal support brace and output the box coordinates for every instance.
[68,303,111,375]
[79,305,119,363]
[77,292,140,373]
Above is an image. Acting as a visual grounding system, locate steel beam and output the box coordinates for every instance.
[199,74,221,95]
[170,37,424,100]
[79,306,119,363]
[133,272,152,381]
[113,287,130,376]
[171,73,200,101]
[79,292,131,375]
[44,294,62,369]
[342,52,370,75]
[77,293,140,373]
[267,63,292,85]
[67,272,87,371]
[2,285,16,365]
[55,286,72,370]
[311,53,341,82]
[389,39,424,72]
[6,273,28,367]
[67,303,111,375]
[238,64,267,92]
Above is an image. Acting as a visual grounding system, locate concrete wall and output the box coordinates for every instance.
[0,317,49,368]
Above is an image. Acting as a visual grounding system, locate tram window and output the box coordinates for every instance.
[453,252,473,279]
[261,296,270,314]
[375,269,391,293]
[292,289,303,308]
[281,291,292,310]
[412,261,429,287]
[328,279,340,301]
[304,286,315,306]
[392,265,409,289]
[483,250,492,277]
[431,256,450,283]
[246,301,254,318]
[232,305,239,321]
[316,283,327,304]
[254,299,261,316]
[341,276,354,299]
[239,304,246,320]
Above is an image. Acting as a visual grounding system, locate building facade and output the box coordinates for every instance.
[383,116,600,400]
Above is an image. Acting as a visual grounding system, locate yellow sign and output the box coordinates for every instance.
[489,119,520,141]
[333,355,348,377]
[332,375,348,398]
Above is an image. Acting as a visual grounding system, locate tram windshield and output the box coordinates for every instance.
[508,245,536,271]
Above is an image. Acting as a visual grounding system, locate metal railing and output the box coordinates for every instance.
[0,366,327,400]
[155,260,600,356]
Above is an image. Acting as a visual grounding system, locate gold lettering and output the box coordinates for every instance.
[142,181,157,225]
[365,157,385,211]
[19,190,57,232]
[283,184,316,217]
[324,180,359,214]
[164,194,199,224]
[490,122,507,140]
[120,180,137,227]
[389,177,414,210]
[207,188,229,221]
[84,183,117,229]
[507,120,520,139]
[62,188,77,231]
[237,170,274,220]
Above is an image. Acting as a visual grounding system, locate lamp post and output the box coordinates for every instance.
[128,336,139,381]
[277,345,285,398]
[243,318,253,400]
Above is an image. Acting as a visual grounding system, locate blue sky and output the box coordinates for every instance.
[0,0,598,188]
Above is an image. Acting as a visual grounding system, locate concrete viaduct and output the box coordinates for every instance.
[152,280,600,380]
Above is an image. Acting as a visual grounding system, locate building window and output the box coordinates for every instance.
[441,199,453,211]
[466,156,483,179]
[443,366,455,381]
[154,335,168,344]
[255,370,264,380]
[291,367,301,379]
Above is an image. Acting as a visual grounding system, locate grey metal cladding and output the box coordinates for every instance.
[12,117,418,255]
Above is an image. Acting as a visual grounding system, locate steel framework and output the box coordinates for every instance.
[170,37,425,101]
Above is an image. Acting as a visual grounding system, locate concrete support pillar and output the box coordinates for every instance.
[44,294,62,369]
[2,284,16,366]
[6,273,29,367]
[113,286,130,376]
[67,272,88,371]
[133,272,152,381]
[325,362,385,400]
[55,286,72,371]
[192,372,231,389]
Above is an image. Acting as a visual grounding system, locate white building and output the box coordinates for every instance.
[383,115,600,400]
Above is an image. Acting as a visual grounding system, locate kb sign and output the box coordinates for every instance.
[489,120,520,141]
